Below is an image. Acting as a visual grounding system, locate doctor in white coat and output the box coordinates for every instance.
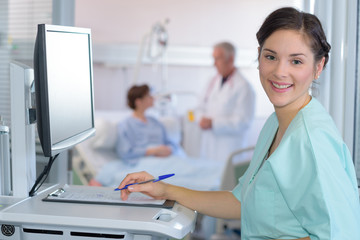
[196,42,255,162]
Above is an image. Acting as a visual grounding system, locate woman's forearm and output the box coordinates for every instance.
[165,184,241,219]
[272,238,310,240]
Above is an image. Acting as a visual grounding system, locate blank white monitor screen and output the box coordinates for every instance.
[46,31,93,145]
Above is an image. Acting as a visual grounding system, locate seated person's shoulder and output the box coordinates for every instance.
[117,116,136,134]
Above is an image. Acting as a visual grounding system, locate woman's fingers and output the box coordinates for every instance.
[118,171,154,200]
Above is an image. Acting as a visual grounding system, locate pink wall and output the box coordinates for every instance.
[75,0,301,116]
[76,0,300,46]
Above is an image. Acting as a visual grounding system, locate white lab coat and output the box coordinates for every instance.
[196,69,255,162]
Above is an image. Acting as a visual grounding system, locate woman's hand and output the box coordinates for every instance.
[118,171,169,201]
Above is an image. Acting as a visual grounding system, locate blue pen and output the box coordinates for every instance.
[114,173,175,191]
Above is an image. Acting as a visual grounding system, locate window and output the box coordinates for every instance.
[0,0,52,124]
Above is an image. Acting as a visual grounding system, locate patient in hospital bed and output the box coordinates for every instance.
[116,84,185,163]
[89,84,215,188]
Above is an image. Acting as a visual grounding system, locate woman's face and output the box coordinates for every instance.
[258,29,324,111]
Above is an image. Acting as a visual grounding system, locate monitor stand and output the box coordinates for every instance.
[9,61,36,198]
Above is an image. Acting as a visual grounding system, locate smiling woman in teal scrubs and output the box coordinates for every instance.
[117,7,360,240]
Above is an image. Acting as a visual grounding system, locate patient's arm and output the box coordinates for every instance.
[146,145,172,157]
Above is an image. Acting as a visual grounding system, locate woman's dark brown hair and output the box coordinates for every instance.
[127,84,150,110]
[256,7,331,68]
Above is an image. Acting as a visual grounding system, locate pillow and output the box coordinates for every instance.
[91,118,118,150]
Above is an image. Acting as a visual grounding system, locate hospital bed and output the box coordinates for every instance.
[72,110,227,191]
[72,110,266,190]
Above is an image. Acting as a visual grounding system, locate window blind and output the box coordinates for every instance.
[0,0,10,124]
[0,0,52,125]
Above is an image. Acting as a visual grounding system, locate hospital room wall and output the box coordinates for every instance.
[75,0,303,119]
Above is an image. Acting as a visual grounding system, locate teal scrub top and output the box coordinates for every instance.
[233,98,360,240]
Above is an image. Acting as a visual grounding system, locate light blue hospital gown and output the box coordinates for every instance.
[232,98,360,239]
[115,115,183,162]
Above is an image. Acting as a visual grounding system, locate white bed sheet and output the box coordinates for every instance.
[96,155,224,191]
[73,108,225,191]
[74,139,224,191]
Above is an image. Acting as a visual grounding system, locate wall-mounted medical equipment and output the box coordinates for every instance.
[132,19,169,87]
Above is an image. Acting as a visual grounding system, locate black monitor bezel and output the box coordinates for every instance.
[33,24,96,157]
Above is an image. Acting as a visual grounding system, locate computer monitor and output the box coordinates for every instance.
[33,24,95,158]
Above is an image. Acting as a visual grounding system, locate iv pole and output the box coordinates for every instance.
[131,19,169,89]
